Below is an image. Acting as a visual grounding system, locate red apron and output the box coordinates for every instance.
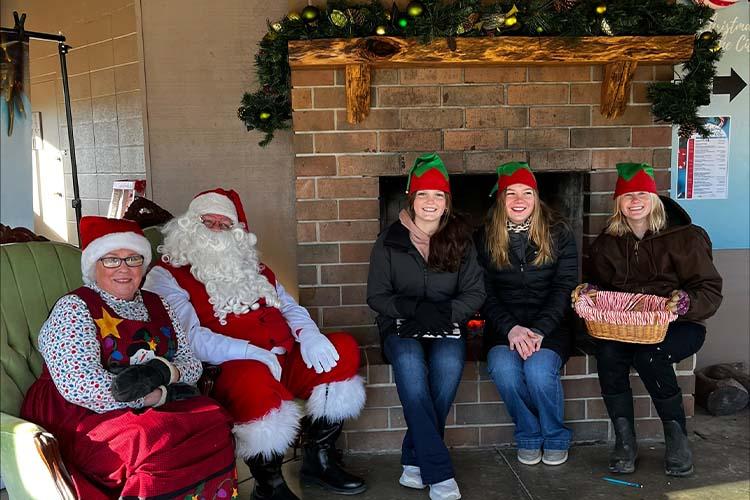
[21,287,238,500]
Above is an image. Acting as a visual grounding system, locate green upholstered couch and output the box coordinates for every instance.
[0,227,178,499]
[1,241,80,499]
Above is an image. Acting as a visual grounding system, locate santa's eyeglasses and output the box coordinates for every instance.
[200,216,232,231]
[99,255,145,268]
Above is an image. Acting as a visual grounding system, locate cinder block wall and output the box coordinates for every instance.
[290,65,688,450]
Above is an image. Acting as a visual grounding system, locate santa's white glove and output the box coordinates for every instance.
[298,330,339,374]
[244,343,282,381]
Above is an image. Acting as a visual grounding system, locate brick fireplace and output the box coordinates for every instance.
[290,65,694,451]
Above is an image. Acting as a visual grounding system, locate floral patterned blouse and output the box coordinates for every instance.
[38,284,202,413]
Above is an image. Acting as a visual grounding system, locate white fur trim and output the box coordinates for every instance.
[306,375,366,422]
[189,192,238,223]
[233,400,302,460]
[81,232,152,285]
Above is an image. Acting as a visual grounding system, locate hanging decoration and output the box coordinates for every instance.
[0,12,27,136]
[239,0,720,146]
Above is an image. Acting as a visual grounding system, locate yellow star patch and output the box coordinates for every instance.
[95,308,123,339]
[148,338,157,351]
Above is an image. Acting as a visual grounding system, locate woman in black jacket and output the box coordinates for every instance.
[475,162,578,467]
[367,153,485,500]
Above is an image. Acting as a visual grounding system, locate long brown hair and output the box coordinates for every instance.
[485,189,556,268]
[407,192,471,273]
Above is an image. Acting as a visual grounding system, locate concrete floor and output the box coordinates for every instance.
[1,408,747,499]
[237,407,749,500]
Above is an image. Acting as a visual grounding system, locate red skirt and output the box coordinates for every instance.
[21,371,238,499]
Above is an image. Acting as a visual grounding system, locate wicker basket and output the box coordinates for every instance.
[573,289,677,344]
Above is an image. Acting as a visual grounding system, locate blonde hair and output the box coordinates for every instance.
[486,189,555,268]
[605,193,666,237]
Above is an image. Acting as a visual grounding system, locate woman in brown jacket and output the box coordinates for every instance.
[581,163,722,478]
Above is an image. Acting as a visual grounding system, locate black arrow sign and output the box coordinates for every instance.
[713,68,747,102]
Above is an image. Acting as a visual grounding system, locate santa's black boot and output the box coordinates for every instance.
[300,417,367,495]
[245,453,300,500]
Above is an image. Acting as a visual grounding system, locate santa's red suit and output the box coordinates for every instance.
[143,189,366,499]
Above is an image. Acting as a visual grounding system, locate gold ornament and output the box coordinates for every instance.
[330,9,348,28]
[287,12,300,21]
[595,3,607,15]
[259,111,272,121]
[407,1,425,18]
[375,25,387,35]
[504,15,518,27]
[709,43,721,53]
[699,31,714,42]
[600,18,613,35]
[271,22,282,32]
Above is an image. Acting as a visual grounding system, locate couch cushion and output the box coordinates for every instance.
[1,242,83,416]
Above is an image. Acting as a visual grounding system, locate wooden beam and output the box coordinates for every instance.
[345,64,371,124]
[288,36,694,69]
[601,61,639,119]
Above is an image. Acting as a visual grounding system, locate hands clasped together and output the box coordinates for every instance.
[507,325,543,360]
[111,357,199,407]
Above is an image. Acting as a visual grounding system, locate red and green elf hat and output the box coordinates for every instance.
[406,153,451,194]
[613,162,657,198]
[489,161,538,197]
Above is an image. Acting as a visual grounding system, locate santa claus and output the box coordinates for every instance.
[143,188,366,500]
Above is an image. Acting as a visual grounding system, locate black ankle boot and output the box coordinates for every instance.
[300,417,367,495]
[653,393,693,477]
[245,453,300,500]
[603,391,638,474]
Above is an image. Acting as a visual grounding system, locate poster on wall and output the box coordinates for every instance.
[676,116,731,200]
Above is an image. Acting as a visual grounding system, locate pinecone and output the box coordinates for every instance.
[552,0,577,12]
[456,12,480,35]
[347,8,366,26]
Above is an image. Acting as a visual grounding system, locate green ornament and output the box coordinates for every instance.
[406,1,425,18]
[259,111,272,121]
[301,5,320,23]
[536,26,544,34]
[398,16,409,28]
[375,25,387,35]
[330,9,348,28]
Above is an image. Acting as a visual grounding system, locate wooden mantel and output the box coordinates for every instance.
[288,36,694,123]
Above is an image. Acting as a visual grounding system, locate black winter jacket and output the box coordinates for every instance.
[367,221,486,350]
[475,222,578,360]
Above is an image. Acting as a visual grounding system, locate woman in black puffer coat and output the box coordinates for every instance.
[475,162,578,468]
[367,153,485,500]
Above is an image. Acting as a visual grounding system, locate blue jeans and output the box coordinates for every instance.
[487,345,571,451]
[384,335,465,485]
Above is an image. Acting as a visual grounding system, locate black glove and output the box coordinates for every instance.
[111,358,173,402]
[397,319,421,338]
[394,296,419,318]
[414,301,453,332]
[165,383,201,403]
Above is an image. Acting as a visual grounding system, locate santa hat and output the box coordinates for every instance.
[80,216,152,284]
[188,188,248,229]
[613,162,657,198]
[406,153,451,194]
[490,161,537,197]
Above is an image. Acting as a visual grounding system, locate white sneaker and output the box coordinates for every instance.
[399,465,426,489]
[429,477,461,500]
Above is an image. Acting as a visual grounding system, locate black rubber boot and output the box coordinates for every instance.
[245,453,300,500]
[603,391,638,474]
[653,393,694,477]
[300,417,367,495]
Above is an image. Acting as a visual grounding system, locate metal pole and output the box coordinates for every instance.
[58,42,82,241]
[0,27,65,42]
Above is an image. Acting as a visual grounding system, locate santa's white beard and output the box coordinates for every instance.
[159,213,280,324]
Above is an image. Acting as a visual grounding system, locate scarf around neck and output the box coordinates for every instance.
[399,209,431,261]
[507,217,531,233]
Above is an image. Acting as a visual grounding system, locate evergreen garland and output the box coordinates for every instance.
[238,0,719,146]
